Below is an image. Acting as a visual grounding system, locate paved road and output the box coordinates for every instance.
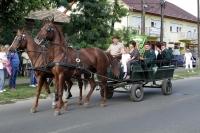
[1,77,200,133]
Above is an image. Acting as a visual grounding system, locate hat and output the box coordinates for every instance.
[113,36,120,39]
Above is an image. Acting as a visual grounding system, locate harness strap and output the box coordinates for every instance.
[75,50,81,67]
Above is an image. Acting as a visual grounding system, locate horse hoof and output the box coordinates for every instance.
[63,104,68,110]
[52,105,57,109]
[101,104,106,107]
[30,108,36,113]
[54,111,60,116]
[77,102,82,105]
[84,103,89,107]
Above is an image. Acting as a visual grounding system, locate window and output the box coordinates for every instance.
[170,22,182,33]
[151,19,161,28]
[187,25,197,33]
[132,16,141,28]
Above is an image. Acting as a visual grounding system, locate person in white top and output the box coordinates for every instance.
[0,47,9,92]
[120,47,130,79]
[184,49,194,72]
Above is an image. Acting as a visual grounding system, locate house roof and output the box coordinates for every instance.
[26,8,69,23]
[121,0,197,23]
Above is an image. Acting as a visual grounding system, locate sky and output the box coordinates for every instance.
[166,0,197,16]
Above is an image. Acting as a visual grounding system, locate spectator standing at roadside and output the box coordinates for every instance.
[184,49,194,73]
[21,51,31,73]
[7,51,20,90]
[29,65,37,87]
[0,47,8,92]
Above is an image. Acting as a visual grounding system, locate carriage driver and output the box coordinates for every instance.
[139,42,156,70]
[106,36,124,60]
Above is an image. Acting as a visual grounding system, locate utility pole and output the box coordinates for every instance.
[160,0,165,43]
[197,0,200,68]
[141,0,146,34]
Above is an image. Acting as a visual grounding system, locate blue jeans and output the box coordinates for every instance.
[9,67,18,88]
[0,69,5,91]
[30,70,37,85]
[126,60,137,76]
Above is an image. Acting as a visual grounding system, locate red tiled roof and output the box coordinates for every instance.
[121,0,197,23]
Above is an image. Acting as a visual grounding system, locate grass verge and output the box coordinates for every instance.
[173,68,200,80]
[0,83,53,105]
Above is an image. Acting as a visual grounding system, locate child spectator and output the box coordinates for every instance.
[0,46,12,76]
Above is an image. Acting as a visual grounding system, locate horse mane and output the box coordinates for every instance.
[54,25,68,47]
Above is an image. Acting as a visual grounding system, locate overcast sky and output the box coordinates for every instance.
[166,0,197,16]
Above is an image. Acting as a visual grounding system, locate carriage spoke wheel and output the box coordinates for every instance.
[161,79,172,95]
[130,84,144,102]
[100,86,114,99]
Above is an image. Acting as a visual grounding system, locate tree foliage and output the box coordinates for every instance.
[62,0,128,50]
[0,0,69,44]
[62,0,113,50]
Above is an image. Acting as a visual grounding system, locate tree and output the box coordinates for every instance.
[0,0,69,44]
[62,0,113,50]
[62,0,128,50]
[109,0,128,36]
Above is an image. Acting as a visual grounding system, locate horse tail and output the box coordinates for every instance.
[105,52,120,77]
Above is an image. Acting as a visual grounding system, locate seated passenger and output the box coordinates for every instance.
[106,36,124,61]
[155,42,163,67]
[125,41,140,80]
[139,42,156,70]
[120,47,130,79]
[161,43,172,65]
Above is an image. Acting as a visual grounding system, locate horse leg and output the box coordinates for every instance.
[62,80,70,110]
[30,76,44,113]
[43,80,57,109]
[84,75,96,107]
[100,77,108,107]
[77,80,83,105]
[54,74,65,116]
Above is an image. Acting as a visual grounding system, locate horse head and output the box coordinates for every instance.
[34,18,55,45]
[9,28,27,53]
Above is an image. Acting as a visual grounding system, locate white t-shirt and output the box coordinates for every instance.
[0,52,7,69]
[106,42,124,56]
[185,52,192,61]
[21,52,31,64]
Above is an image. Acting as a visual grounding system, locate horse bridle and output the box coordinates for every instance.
[11,34,26,52]
[35,24,54,45]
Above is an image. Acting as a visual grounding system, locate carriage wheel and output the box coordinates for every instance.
[161,79,172,95]
[130,84,144,102]
[100,86,114,99]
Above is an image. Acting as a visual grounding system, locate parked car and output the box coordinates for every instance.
[172,54,196,67]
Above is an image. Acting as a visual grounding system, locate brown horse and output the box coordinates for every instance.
[9,29,84,113]
[34,18,119,115]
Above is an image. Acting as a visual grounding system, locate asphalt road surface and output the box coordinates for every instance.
[1,77,200,133]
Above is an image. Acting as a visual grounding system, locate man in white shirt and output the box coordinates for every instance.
[184,49,194,72]
[106,36,124,60]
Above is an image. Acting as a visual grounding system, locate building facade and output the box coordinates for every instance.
[114,0,198,54]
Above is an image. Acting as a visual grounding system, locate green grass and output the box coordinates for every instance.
[173,68,200,80]
[0,83,54,105]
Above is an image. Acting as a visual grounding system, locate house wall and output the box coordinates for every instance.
[114,11,197,54]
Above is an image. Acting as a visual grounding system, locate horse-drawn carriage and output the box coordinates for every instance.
[9,18,177,115]
[96,60,177,102]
